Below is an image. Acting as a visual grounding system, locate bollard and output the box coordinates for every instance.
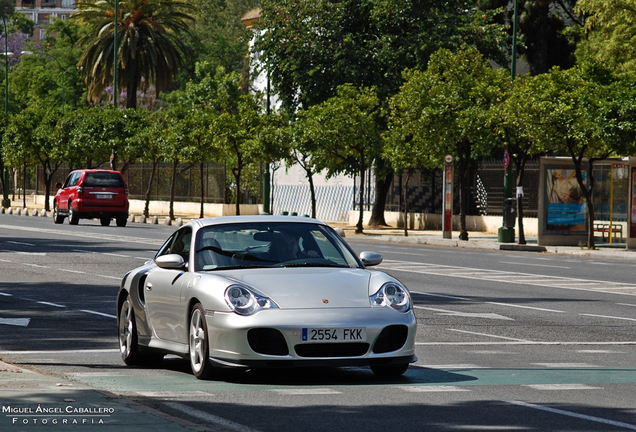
[32,209,38,217]
[40,210,47,217]
[175,218,183,227]
[8,208,12,215]
[128,214,136,223]
[23,208,29,216]
[152,216,159,224]
[16,208,21,216]
[139,215,146,224]
[334,227,346,238]
[163,217,172,226]
[0,207,4,214]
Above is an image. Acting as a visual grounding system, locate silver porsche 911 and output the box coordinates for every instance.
[117,216,417,379]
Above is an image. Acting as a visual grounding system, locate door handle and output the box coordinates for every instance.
[145,282,152,291]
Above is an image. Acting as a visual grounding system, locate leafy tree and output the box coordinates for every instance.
[386,46,508,240]
[209,68,263,216]
[575,0,636,74]
[299,85,382,233]
[533,64,635,249]
[74,0,195,108]
[256,0,508,227]
[488,74,550,244]
[186,0,258,76]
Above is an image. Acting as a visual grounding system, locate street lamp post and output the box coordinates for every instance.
[498,0,518,244]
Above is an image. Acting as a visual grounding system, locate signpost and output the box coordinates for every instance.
[443,155,453,239]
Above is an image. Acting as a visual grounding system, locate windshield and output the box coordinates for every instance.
[194,222,361,272]
[83,172,125,188]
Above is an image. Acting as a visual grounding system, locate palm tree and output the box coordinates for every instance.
[73,0,195,108]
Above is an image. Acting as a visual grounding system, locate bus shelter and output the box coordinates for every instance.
[538,157,636,249]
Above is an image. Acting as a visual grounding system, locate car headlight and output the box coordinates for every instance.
[370,282,411,312]
[224,285,278,316]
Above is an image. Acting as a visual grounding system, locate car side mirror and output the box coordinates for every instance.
[155,254,186,270]
[359,251,382,267]
[55,182,62,189]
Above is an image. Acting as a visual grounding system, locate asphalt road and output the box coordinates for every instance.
[1,214,636,431]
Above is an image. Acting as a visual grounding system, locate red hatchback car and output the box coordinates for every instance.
[52,170,129,227]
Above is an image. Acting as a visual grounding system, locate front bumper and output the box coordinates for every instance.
[204,307,417,369]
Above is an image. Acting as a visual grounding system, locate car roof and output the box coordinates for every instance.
[188,215,327,229]
[71,169,122,174]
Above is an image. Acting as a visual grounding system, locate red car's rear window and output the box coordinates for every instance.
[83,173,125,188]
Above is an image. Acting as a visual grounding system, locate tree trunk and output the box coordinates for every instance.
[307,170,316,218]
[356,165,365,234]
[458,144,470,241]
[530,2,551,76]
[233,167,241,216]
[126,79,138,109]
[514,155,527,245]
[369,158,393,227]
[169,160,178,220]
[403,171,410,237]
[144,159,158,218]
[199,162,205,219]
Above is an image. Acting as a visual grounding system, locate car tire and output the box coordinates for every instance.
[118,296,163,366]
[119,296,142,366]
[189,303,214,380]
[100,216,111,226]
[53,202,64,224]
[68,203,79,225]
[116,216,127,227]
[370,363,409,377]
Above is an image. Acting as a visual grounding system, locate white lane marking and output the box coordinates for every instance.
[506,400,636,430]
[80,310,117,319]
[381,260,636,296]
[581,313,636,322]
[416,364,487,369]
[164,401,262,432]
[24,263,49,268]
[447,329,528,342]
[416,341,636,346]
[532,363,597,368]
[137,391,212,398]
[0,318,30,327]
[37,301,66,308]
[0,223,166,246]
[0,292,12,296]
[7,241,35,246]
[414,306,513,321]
[0,259,11,262]
[1,250,47,256]
[617,303,636,307]
[577,350,625,354]
[135,257,151,260]
[0,349,118,355]
[523,384,602,390]
[58,268,85,274]
[412,292,565,313]
[96,275,122,280]
[102,253,131,258]
[271,388,342,395]
[500,261,571,269]
[400,385,470,392]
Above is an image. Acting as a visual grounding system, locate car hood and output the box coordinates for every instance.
[220,267,372,309]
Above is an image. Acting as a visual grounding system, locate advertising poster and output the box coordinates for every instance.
[545,167,587,231]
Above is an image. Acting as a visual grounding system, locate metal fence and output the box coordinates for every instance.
[19,162,227,203]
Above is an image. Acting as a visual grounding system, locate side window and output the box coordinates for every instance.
[67,173,80,187]
[156,228,192,264]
